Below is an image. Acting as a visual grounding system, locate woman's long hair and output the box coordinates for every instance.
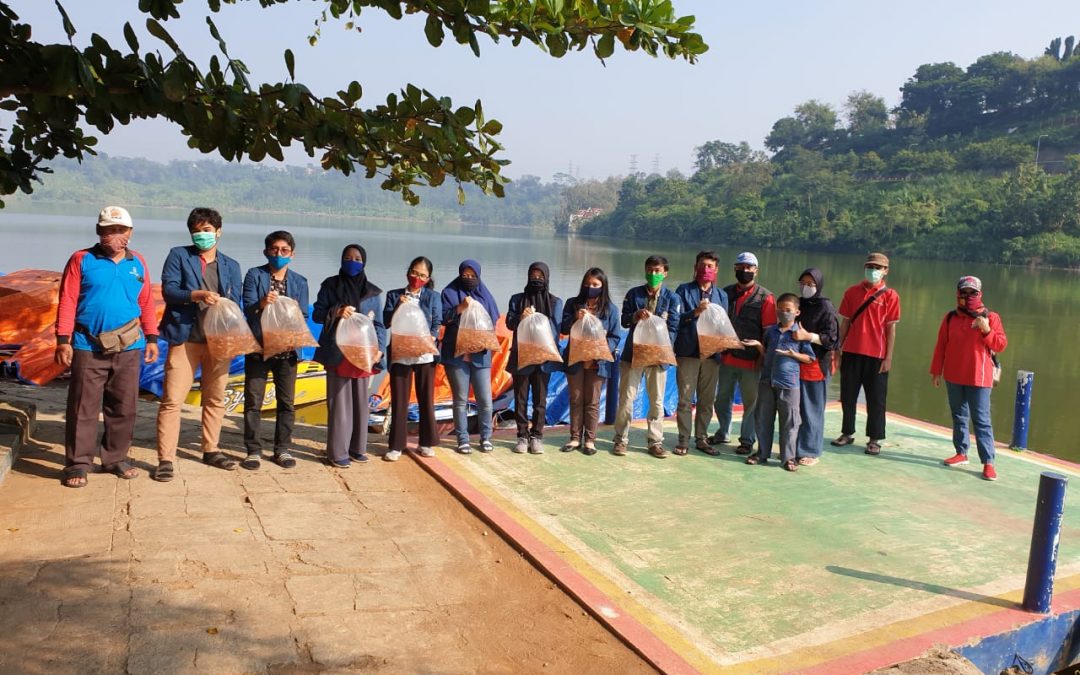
[574,267,611,319]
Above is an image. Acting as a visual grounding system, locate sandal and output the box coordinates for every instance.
[104,460,139,480]
[783,460,799,472]
[864,441,881,456]
[745,456,762,465]
[735,444,753,455]
[582,443,597,456]
[673,446,688,456]
[274,452,297,469]
[831,434,854,447]
[202,452,238,471]
[560,440,580,453]
[696,439,720,456]
[798,457,819,466]
[241,454,261,470]
[61,467,88,488]
[152,461,174,482]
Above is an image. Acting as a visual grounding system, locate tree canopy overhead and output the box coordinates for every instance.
[0,0,706,206]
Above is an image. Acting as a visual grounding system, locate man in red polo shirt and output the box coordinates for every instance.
[832,252,900,455]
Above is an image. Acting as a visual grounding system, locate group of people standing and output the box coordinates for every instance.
[54,205,1008,487]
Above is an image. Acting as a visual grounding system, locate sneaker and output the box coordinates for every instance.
[513,438,529,454]
[348,452,369,463]
[274,452,296,469]
[384,450,402,462]
[560,440,581,453]
[943,453,969,467]
[418,446,435,458]
[612,441,627,456]
[479,440,494,453]
[582,443,597,456]
[648,444,669,459]
[528,437,544,455]
[456,444,472,455]
[707,431,729,445]
[983,464,998,481]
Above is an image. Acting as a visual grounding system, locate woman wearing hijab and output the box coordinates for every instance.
[792,268,840,466]
[930,276,1007,482]
[441,260,501,454]
[312,244,386,467]
[505,262,564,455]
[382,256,442,461]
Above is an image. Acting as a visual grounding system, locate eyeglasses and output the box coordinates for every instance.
[267,247,292,255]
[408,271,430,280]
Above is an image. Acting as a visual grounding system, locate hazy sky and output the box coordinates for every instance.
[10,1,1080,181]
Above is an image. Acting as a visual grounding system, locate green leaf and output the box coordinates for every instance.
[54,0,76,40]
[424,14,444,47]
[145,18,181,54]
[596,32,614,58]
[123,22,140,52]
[284,49,295,81]
[480,120,502,135]
[457,185,466,205]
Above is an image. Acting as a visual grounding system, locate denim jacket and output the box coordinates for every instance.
[312,279,386,373]
[673,281,729,359]
[242,265,310,345]
[560,299,622,379]
[505,292,564,376]
[383,287,442,363]
[619,285,681,364]
[158,245,243,346]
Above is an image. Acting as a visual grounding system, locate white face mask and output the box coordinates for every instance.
[799,285,816,299]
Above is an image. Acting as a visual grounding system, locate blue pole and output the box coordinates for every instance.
[1023,471,1068,613]
[604,349,621,425]
[1011,370,1034,451]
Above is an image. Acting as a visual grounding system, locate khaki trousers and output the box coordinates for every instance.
[156,342,232,461]
[675,356,720,444]
[612,362,666,446]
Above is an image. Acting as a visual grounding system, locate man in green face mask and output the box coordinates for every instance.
[833,252,901,456]
[611,255,682,458]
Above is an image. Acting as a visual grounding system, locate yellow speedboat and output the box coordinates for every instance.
[185,360,327,414]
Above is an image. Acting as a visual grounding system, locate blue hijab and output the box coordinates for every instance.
[442,259,500,321]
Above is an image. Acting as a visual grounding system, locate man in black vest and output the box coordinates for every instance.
[709,252,777,455]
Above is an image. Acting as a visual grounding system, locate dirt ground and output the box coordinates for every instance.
[0,380,655,674]
[869,645,984,675]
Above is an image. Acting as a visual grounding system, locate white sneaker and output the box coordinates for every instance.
[419,446,435,458]
[528,437,544,454]
[513,438,528,454]
[384,450,402,462]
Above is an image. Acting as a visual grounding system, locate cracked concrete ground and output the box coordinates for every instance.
[0,381,654,674]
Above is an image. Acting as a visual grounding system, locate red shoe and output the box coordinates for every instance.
[943,453,969,467]
[983,464,998,481]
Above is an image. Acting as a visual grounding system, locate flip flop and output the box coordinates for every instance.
[864,441,881,456]
[61,467,88,488]
[103,461,138,480]
[831,435,854,447]
[673,446,688,456]
[783,460,799,472]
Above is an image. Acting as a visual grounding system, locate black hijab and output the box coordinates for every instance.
[333,244,381,308]
[523,261,555,319]
[797,267,838,350]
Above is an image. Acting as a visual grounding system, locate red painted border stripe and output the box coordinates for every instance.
[793,586,1080,674]
[411,453,701,675]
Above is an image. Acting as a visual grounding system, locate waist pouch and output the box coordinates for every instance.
[80,318,142,354]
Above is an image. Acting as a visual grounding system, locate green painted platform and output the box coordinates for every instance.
[435,405,1080,672]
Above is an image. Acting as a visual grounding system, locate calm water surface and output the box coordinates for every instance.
[1,205,1076,461]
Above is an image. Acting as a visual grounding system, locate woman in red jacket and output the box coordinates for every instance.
[930,276,1008,481]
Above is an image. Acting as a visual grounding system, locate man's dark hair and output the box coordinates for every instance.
[264,230,295,251]
[776,292,800,306]
[695,250,719,266]
[644,254,669,271]
[187,207,222,231]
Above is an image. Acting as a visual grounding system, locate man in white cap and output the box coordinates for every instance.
[710,251,776,455]
[54,206,160,487]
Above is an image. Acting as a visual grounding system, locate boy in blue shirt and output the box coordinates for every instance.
[742,293,815,471]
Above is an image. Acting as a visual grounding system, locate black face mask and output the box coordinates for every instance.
[460,277,480,291]
[586,286,602,299]
[527,278,546,291]
[735,270,755,285]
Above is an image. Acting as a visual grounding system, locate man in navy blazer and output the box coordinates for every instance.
[154,207,243,482]
[240,230,310,470]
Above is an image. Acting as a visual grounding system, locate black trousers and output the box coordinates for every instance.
[65,348,142,471]
[839,352,888,440]
[243,352,297,455]
[513,370,549,438]
[388,362,439,451]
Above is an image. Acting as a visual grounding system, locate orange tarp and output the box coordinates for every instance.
[374,316,514,408]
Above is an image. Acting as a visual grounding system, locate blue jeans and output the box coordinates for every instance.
[445,362,493,446]
[946,382,995,465]
[796,375,830,459]
[713,363,760,448]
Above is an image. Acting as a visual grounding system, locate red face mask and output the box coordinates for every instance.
[958,292,984,312]
[407,274,426,290]
[696,267,717,284]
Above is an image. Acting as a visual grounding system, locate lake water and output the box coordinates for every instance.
[1,204,1077,461]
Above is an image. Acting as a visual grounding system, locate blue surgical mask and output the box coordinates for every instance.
[266,254,291,270]
[191,231,218,251]
[341,260,364,277]
[864,268,884,284]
